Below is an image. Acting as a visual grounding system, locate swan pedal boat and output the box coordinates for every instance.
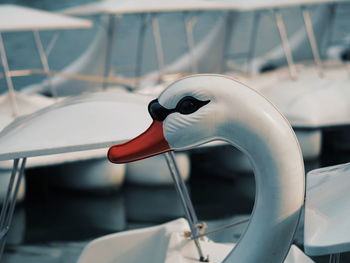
[103,75,309,262]
[0,75,312,261]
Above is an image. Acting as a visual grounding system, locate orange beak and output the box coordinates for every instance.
[108,121,172,164]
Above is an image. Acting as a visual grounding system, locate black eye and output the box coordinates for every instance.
[176,96,210,115]
[148,96,210,121]
[177,99,196,114]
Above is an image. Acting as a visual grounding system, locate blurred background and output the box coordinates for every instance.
[0,0,350,262]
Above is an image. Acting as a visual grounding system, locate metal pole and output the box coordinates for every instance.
[0,33,19,117]
[33,30,57,97]
[323,4,350,77]
[0,158,26,261]
[273,9,298,80]
[329,253,341,263]
[220,11,235,73]
[151,14,165,83]
[183,12,198,73]
[0,159,19,230]
[322,4,336,57]
[301,7,323,77]
[164,152,198,224]
[247,11,261,73]
[163,152,208,262]
[135,13,147,89]
[45,31,60,57]
[103,14,119,90]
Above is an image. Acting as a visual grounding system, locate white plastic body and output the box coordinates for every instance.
[0,92,55,132]
[77,218,313,263]
[62,0,346,15]
[245,64,350,128]
[0,4,92,31]
[305,162,350,256]
[157,75,305,262]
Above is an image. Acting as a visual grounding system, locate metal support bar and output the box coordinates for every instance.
[135,14,148,88]
[164,152,198,224]
[323,4,350,77]
[322,4,336,57]
[45,31,60,57]
[302,7,323,77]
[0,158,26,261]
[273,9,298,80]
[221,11,235,73]
[329,253,341,263]
[33,30,57,97]
[103,14,119,90]
[164,152,208,262]
[192,218,249,240]
[151,14,165,83]
[183,12,198,73]
[247,11,261,73]
[0,32,19,117]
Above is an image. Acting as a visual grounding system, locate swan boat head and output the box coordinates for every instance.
[108,74,305,263]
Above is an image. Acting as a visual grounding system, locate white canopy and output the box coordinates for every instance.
[245,64,350,128]
[0,89,153,161]
[0,4,92,32]
[304,162,350,256]
[0,92,55,131]
[62,0,348,15]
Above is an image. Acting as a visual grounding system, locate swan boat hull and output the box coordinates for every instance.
[77,218,313,263]
[234,63,350,160]
[305,162,350,256]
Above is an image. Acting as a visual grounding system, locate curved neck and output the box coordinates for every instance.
[219,102,305,262]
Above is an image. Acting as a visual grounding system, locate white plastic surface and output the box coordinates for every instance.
[245,64,350,128]
[77,218,313,263]
[304,162,350,256]
[0,92,55,132]
[0,148,106,169]
[63,0,347,15]
[0,89,152,161]
[0,4,92,31]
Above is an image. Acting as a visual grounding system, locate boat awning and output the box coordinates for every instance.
[62,0,349,15]
[0,4,92,32]
[0,89,153,161]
